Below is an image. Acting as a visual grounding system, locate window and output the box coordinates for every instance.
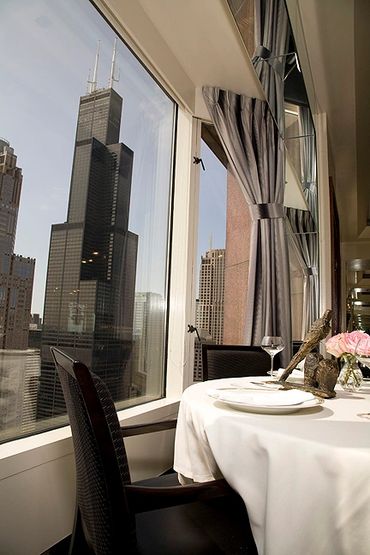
[193,127,252,380]
[0,0,175,443]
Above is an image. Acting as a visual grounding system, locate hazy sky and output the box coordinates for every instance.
[198,141,227,261]
[0,0,175,314]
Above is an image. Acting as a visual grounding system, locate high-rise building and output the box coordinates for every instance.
[131,292,165,396]
[0,348,40,438]
[196,249,225,344]
[0,139,37,435]
[38,84,138,419]
[194,249,225,380]
[0,139,35,350]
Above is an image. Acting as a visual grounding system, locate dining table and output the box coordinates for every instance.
[173,372,370,555]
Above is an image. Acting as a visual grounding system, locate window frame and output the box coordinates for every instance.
[0,3,202,552]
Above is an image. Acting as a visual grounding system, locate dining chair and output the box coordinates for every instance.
[202,343,277,381]
[51,347,257,555]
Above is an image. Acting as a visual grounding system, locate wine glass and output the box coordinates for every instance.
[261,336,285,378]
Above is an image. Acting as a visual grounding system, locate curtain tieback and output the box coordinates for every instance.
[249,203,284,220]
[305,266,318,276]
[252,45,284,78]
[302,180,316,190]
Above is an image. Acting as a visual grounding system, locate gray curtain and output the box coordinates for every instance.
[252,0,290,135]
[286,207,318,338]
[203,87,291,365]
[299,106,318,223]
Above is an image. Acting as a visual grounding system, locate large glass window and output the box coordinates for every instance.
[0,0,175,443]
[193,129,252,380]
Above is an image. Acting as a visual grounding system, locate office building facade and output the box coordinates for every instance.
[194,249,225,380]
[38,87,138,418]
[0,139,35,350]
[131,292,165,396]
[196,248,225,345]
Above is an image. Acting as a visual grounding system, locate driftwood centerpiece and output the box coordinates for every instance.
[277,309,339,398]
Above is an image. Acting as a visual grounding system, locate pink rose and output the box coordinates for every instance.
[326,333,348,357]
[351,331,370,356]
[326,331,370,357]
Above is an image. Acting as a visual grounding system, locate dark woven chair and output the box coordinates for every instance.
[202,344,279,381]
[51,347,257,555]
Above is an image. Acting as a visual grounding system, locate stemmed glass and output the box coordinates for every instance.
[261,336,285,378]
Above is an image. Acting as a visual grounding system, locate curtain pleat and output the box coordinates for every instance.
[286,208,319,339]
[203,87,292,365]
[252,0,290,135]
[299,106,318,223]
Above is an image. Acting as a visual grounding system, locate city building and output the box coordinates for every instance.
[29,313,42,330]
[0,348,40,438]
[194,249,225,380]
[29,313,42,349]
[0,139,35,350]
[38,82,138,418]
[131,292,165,396]
[0,139,38,437]
[196,248,225,345]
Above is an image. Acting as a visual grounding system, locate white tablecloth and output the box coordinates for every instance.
[173,376,370,555]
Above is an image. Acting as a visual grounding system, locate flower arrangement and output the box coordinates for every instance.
[326,330,370,390]
[326,330,370,358]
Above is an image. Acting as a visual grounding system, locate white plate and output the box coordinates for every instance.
[215,396,322,414]
[208,388,323,414]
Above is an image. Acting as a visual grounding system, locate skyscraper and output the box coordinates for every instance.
[193,249,225,380]
[131,292,165,396]
[196,248,225,344]
[0,139,35,350]
[0,139,38,436]
[38,83,138,418]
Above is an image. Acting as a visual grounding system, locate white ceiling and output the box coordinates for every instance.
[99,0,264,116]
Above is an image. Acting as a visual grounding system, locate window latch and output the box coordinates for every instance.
[193,156,205,171]
[187,324,201,342]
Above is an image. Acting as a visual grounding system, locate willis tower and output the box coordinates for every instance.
[38,43,138,418]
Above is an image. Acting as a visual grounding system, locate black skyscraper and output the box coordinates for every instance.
[38,86,138,419]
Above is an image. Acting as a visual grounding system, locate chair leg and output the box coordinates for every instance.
[69,506,91,555]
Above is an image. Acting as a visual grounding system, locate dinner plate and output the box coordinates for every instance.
[208,388,323,414]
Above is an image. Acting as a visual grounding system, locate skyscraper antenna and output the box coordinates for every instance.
[87,41,100,94]
[109,38,119,89]
[86,69,92,94]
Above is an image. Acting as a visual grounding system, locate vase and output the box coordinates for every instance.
[338,355,363,391]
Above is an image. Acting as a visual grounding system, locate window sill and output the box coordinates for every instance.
[0,396,180,480]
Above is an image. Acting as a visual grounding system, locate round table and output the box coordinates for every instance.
[173,376,370,555]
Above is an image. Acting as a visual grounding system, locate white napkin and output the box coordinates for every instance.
[217,389,315,407]
[276,368,304,379]
[229,369,304,389]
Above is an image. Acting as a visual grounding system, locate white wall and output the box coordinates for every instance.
[315,113,332,318]
[0,400,178,554]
